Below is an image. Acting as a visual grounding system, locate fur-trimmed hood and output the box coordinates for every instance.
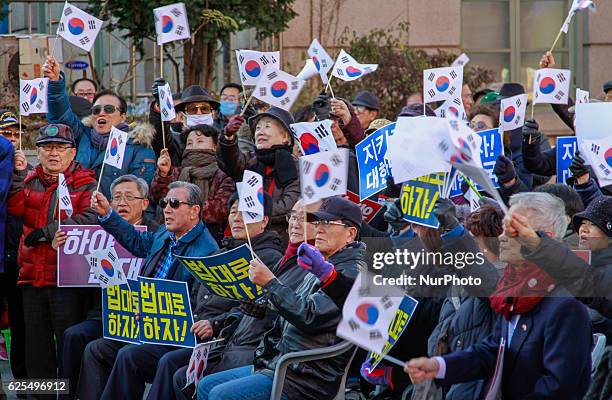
[81,116,155,147]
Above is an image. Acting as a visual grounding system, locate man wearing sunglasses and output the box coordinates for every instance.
[43,55,156,199]
[79,181,218,400]
[197,196,365,400]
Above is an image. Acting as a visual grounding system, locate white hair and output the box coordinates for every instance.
[509,192,567,239]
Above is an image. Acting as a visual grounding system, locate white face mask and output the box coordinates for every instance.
[184,113,214,128]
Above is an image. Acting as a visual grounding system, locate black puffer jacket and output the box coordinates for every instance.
[192,230,285,336]
[253,242,366,400]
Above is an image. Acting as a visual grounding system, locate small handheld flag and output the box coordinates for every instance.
[58,173,73,218]
[451,53,470,67]
[57,2,103,52]
[237,170,264,224]
[299,148,349,204]
[252,67,305,111]
[19,78,49,116]
[576,88,589,105]
[158,83,176,122]
[308,39,334,84]
[435,98,467,121]
[331,50,378,82]
[103,127,128,169]
[423,66,463,104]
[86,247,127,288]
[153,2,191,45]
[499,94,528,131]
[185,340,223,389]
[581,136,612,187]
[236,50,281,86]
[533,68,571,105]
[290,120,337,155]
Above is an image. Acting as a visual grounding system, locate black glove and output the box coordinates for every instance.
[383,198,409,232]
[24,229,46,247]
[433,198,459,231]
[569,150,589,179]
[522,119,542,143]
[151,77,167,100]
[493,154,517,184]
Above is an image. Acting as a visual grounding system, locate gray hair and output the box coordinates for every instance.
[168,181,203,209]
[110,175,149,198]
[509,192,567,239]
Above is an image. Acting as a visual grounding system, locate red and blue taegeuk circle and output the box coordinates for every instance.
[605,147,612,168]
[346,66,362,78]
[450,138,473,164]
[257,187,264,205]
[29,88,38,105]
[270,81,288,98]
[356,303,379,325]
[110,138,119,156]
[300,132,320,155]
[312,56,321,71]
[245,60,261,78]
[448,106,460,118]
[504,106,516,123]
[100,259,114,277]
[68,18,85,35]
[436,76,450,92]
[314,164,330,187]
[539,77,556,95]
[161,15,174,33]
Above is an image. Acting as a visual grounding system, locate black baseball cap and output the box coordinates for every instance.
[307,196,362,230]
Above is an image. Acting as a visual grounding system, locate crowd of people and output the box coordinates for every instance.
[0,48,610,400]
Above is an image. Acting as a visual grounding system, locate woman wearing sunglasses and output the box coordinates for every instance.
[43,55,156,198]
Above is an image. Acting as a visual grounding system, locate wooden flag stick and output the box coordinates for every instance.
[244,222,255,260]
[549,28,564,54]
[303,211,308,244]
[240,94,254,116]
[18,113,22,150]
[325,75,335,98]
[95,161,106,194]
[159,45,167,150]
[57,187,61,229]
[529,101,536,144]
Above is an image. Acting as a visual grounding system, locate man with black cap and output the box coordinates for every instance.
[218,107,301,245]
[196,195,365,400]
[7,124,98,382]
[352,90,380,130]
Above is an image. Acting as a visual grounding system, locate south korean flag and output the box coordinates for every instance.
[236,50,280,86]
[435,98,467,121]
[20,78,49,116]
[581,136,612,187]
[237,170,264,224]
[307,39,334,84]
[576,88,589,105]
[299,148,349,204]
[331,50,378,82]
[86,247,127,288]
[58,173,73,218]
[103,126,128,169]
[499,94,528,131]
[158,83,176,122]
[57,1,104,52]
[252,67,305,111]
[533,68,571,105]
[423,66,463,103]
[290,120,337,155]
[154,2,191,45]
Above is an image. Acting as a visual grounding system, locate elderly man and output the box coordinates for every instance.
[71,77,98,103]
[8,124,98,381]
[56,175,159,399]
[352,90,380,131]
[197,196,365,400]
[405,192,593,400]
[44,55,156,198]
[77,181,218,400]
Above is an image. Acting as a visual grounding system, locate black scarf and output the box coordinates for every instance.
[255,145,298,188]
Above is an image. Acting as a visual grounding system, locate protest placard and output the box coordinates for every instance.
[57,225,146,287]
[139,277,196,348]
[368,296,419,369]
[344,191,384,224]
[176,244,263,301]
[556,136,577,184]
[102,279,140,344]
[356,122,394,201]
[400,173,445,228]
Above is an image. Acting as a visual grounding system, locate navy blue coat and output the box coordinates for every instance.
[100,211,218,284]
[441,292,592,400]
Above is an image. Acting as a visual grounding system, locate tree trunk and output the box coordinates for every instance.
[183,23,217,89]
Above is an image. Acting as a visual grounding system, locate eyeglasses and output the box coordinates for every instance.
[160,197,195,209]
[0,129,20,137]
[185,104,212,115]
[468,121,490,131]
[311,220,350,228]
[92,104,120,115]
[354,105,368,113]
[286,213,307,223]
[76,91,95,97]
[220,95,239,102]
[111,193,145,203]
[40,144,72,152]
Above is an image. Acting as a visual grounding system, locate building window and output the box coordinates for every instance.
[462,0,576,91]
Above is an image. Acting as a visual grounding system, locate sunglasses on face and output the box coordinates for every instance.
[185,104,212,115]
[92,105,120,115]
[159,197,195,209]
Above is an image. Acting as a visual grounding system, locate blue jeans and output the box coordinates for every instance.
[197,365,288,400]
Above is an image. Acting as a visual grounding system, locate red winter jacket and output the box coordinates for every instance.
[8,161,98,287]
